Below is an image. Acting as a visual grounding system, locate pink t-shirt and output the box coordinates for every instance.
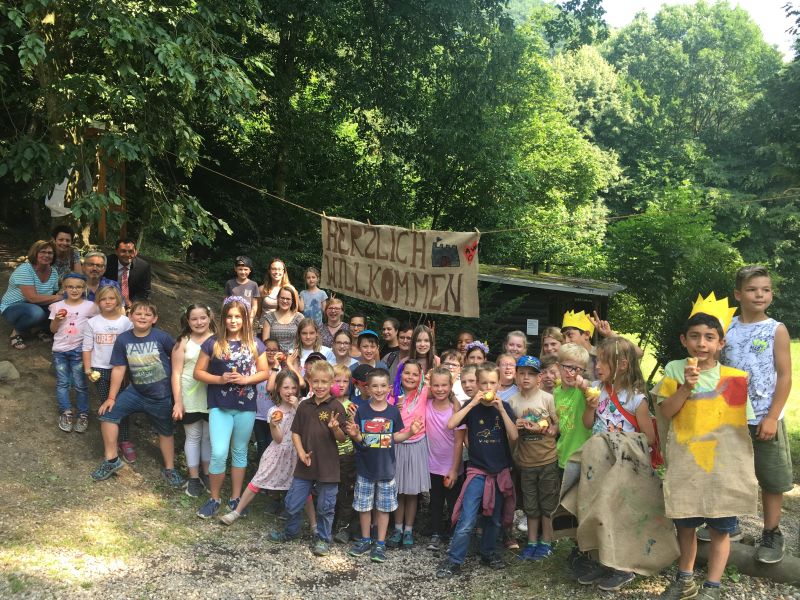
[49,299,98,352]
[393,386,428,441]
[426,400,465,476]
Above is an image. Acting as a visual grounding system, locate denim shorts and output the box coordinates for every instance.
[353,475,398,513]
[673,516,738,533]
[99,385,174,436]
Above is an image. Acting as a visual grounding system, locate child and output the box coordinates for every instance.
[350,363,375,407]
[508,356,559,562]
[561,310,597,379]
[332,363,359,543]
[295,317,335,368]
[270,360,347,557]
[254,338,282,462]
[495,353,518,402]
[82,286,131,450]
[352,329,388,370]
[436,362,518,578]
[425,367,466,551]
[539,355,560,394]
[455,331,475,363]
[716,265,792,563]
[332,329,358,368]
[193,296,269,519]
[171,303,216,497]
[387,360,429,550]
[298,267,328,327]
[459,364,478,402]
[92,300,183,486]
[539,326,564,358]
[345,368,422,563]
[577,337,654,590]
[409,324,438,373]
[554,343,592,471]
[219,370,307,524]
[50,273,98,433]
[464,341,488,365]
[653,293,757,600]
[503,330,528,362]
[224,256,260,318]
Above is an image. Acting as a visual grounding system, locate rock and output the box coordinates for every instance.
[0,361,20,381]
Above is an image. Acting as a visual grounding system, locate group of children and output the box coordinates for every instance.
[47,261,792,598]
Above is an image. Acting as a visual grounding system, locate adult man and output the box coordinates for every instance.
[104,238,152,303]
[82,251,122,302]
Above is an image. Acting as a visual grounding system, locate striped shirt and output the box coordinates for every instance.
[0,263,59,313]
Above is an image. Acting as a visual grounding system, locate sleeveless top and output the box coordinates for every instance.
[181,339,208,414]
[721,316,781,424]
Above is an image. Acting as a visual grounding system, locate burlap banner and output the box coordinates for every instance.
[321,216,481,317]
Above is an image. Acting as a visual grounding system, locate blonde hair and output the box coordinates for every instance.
[333,363,352,380]
[596,337,645,396]
[307,359,334,380]
[213,299,257,359]
[95,285,124,315]
[295,317,322,351]
[540,326,564,344]
[27,239,57,265]
[429,366,458,406]
[557,342,589,368]
[503,330,528,352]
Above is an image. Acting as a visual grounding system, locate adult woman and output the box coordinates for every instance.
[319,297,349,348]
[261,286,303,352]
[258,258,290,317]
[539,326,564,358]
[381,318,400,358]
[348,314,366,358]
[82,251,122,302]
[51,225,82,278]
[1,240,62,349]
[387,322,413,378]
[331,329,358,368]
[503,330,528,362]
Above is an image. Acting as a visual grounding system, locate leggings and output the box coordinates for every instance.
[429,473,464,536]
[208,407,256,475]
[184,420,211,469]
[253,419,273,463]
[95,367,131,442]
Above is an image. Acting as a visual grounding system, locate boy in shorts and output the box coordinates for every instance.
[91,301,184,487]
[345,368,421,563]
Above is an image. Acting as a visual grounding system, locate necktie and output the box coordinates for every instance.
[121,265,129,302]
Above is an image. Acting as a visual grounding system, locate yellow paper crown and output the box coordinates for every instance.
[561,310,595,336]
[689,292,737,332]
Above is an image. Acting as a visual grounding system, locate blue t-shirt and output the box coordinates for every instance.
[110,328,175,399]
[299,288,328,326]
[464,402,516,473]
[354,402,405,480]
[200,336,266,411]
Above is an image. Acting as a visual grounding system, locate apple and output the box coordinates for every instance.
[272,410,284,423]
[56,309,67,319]
[89,371,101,383]
[482,391,495,404]
[537,418,549,429]
[443,475,454,489]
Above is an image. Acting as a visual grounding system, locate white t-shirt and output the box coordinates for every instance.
[50,300,98,352]
[82,314,133,368]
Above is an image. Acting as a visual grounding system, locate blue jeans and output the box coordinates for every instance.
[284,477,338,542]
[447,474,503,565]
[2,302,49,335]
[208,407,256,474]
[53,348,89,414]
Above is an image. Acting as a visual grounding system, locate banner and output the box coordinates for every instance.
[321,216,481,318]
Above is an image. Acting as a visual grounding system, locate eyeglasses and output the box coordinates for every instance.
[335,341,351,346]
[278,297,292,302]
[398,335,412,342]
[65,285,85,290]
[560,364,584,375]
[85,262,105,268]
[38,250,54,255]
[443,362,460,369]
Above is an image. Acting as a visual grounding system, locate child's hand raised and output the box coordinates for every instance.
[683,358,700,389]
[346,402,358,418]
[328,412,341,431]
[591,310,614,338]
[345,421,360,438]
[575,374,587,390]
[288,395,298,408]
[410,417,423,435]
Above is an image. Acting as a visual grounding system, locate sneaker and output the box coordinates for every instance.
[219,510,241,526]
[91,457,123,481]
[480,553,507,570]
[517,519,529,533]
[334,528,352,544]
[312,538,331,556]
[197,498,221,519]
[349,538,372,556]
[520,543,539,560]
[185,477,205,498]
[756,527,785,563]
[571,552,599,581]
[436,559,461,578]
[577,561,609,585]
[426,534,443,551]
[657,575,698,599]
[370,543,387,563]
[386,528,403,549]
[161,468,185,488]
[118,441,137,464]
[532,542,554,560]
[268,530,296,543]
[228,497,249,518]
[199,471,210,490]
[597,569,635,591]
[59,411,73,433]
[74,413,89,433]
[696,586,721,600]
[696,524,742,542]
[402,530,414,550]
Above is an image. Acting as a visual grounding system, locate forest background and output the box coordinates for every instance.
[1,0,800,372]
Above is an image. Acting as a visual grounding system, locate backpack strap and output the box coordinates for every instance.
[605,384,639,431]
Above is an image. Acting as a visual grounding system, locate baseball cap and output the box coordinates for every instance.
[516,355,541,372]
[304,352,327,365]
[234,256,253,269]
[358,329,380,341]
[352,363,375,383]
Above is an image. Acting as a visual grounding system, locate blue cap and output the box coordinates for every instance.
[358,329,380,340]
[516,355,541,372]
[63,272,87,281]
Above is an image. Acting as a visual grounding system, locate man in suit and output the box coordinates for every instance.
[104,238,152,303]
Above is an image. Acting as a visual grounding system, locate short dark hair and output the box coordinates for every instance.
[51,224,74,239]
[367,368,391,383]
[735,264,771,290]
[684,313,724,339]
[398,322,414,334]
[383,317,400,331]
[116,237,137,248]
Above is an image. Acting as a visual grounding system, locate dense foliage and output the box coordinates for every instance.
[1,0,799,366]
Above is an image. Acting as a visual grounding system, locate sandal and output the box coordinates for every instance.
[9,334,26,350]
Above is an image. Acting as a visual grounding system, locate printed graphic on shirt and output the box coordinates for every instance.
[221,348,258,405]
[318,410,331,423]
[361,416,394,449]
[126,341,168,385]
[518,407,550,442]
[475,415,503,444]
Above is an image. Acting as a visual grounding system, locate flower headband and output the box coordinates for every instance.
[465,340,489,355]
[223,295,250,313]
